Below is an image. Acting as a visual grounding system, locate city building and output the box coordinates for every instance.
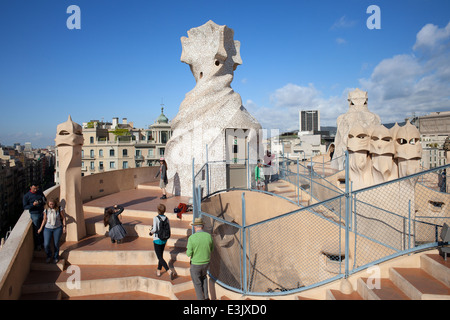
[409,111,450,169]
[299,109,320,134]
[55,108,172,183]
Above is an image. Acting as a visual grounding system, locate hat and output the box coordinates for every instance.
[191,218,204,226]
[160,157,165,161]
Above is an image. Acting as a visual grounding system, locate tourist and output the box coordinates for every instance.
[149,204,177,279]
[37,199,66,263]
[439,169,447,193]
[23,183,47,250]
[186,217,214,300]
[103,204,127,244]
[264,150,275,191]
[155,157,168,199]
[255,160,265,190]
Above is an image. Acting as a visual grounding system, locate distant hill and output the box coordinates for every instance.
[321,122,406,134]
[383,122,406,129]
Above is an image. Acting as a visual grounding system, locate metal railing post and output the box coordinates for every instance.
[408,200,411,251]
[192,157,195,234]
[205,144,209,196]
[242,192,247,294]
[247,142,250,189]
[310,156,313,197]
[297,159,300,205]
[344,150,350,278]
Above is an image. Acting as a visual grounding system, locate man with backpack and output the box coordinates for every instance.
[149,204,177,280]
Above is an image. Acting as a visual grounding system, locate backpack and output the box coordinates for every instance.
[156,215,171,240]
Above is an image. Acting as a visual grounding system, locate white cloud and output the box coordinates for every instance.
[331,16,357,30]
[245,22,450,132]
[413,22,450,51]
[245,84,348,132]
[359,22,450,123]
[336,38,347,45]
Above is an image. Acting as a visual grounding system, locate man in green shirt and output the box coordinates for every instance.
[186,217,214,300]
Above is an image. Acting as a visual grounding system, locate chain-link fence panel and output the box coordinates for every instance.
[199,212,245,291]
[351,164,450,271]
[244,196,345,294]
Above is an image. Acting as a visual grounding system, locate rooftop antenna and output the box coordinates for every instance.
[161,98,165,112]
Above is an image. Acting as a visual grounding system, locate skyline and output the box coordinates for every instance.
[1,0,450,148]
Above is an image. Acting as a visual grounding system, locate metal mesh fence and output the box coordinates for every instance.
[245,197,345,294]
[193,150,450,295]
[350,165,450,272]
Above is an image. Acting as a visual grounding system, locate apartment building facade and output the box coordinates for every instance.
[56,109,171,183]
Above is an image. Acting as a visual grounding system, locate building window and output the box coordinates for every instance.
[81,161,84,168]
[90,161,94,170]
[99,161,104,170]
[90,137,94,144]
[136,150,141,156]
[159,148,165,156]
[110,161,115,169]
[148,149,154,157]
[110,149,115,157]
[123,149,128,157]
[123,161,128,169]
[90,150,94,158]
[99,149,103,157]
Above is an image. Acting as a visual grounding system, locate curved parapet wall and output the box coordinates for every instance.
[201,190,300,226]
[0,166,159,300]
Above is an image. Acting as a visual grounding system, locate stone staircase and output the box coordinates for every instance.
[18,182,450,300]
[326,254,450,300]
[268,180,310,206]
[20,183,197,300]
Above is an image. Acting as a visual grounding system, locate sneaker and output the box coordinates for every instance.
[156,269,161,277]
[160,195,167,199]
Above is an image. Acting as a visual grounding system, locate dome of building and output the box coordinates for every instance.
[156,107,169,124]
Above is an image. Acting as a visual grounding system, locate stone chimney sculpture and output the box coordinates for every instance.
[55,115,86,241]
[370,124,398,184]
[394,121,423,179]
[165,20,262,197]
[347,124,373,190]
[333,88,381,170]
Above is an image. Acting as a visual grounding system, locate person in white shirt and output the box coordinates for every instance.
[38,199,66,264]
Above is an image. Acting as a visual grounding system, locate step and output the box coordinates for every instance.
[20,290,62,300]
[357,277,410,300]
[273,185,295,193]
[62,235,190,267]
[84,211,191,247]
[21,264,193,299]
[66,290,171,300]
[31,257,66,272]
[326,289,363,300]
[83,205,194,221]
[174,288,198,300]
[136,182,161,191]
[390,268,450,300]
[420,254,450,287]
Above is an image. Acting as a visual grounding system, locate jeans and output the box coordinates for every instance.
[43,226,63,259]
[30,213,44,249]
[190,263,210,300]
[154,242,169,271]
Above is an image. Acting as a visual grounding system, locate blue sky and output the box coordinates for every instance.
[1,0,450,147]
